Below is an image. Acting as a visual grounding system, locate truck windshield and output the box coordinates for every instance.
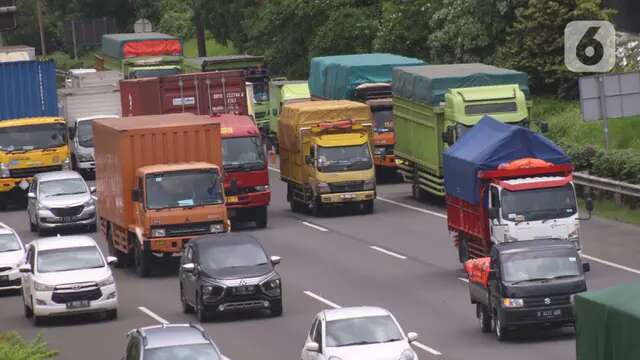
[372,109,393,132]
[146,170,224,210]
[252,82,269,102]
[77,121,94,148]
[501,248,582,283]
[0,123,66,152]
[317,144,373,173]
[222,136,265,172]
[501,184,577,221]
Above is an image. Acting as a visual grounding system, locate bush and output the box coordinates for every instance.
[562,143,640,184]
[0,332,57,360]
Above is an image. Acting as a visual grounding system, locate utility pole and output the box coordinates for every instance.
[36,0,46,56]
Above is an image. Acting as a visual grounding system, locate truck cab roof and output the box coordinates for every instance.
[213,114,259,138]
[494,239,578,255]
[137,162,220,176]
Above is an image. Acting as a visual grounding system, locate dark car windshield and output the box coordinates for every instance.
[37,246,104,273]
[372,109,393,132]
[317,144,373,173]
[77,121,94,148]
[252,82,269,102]
[144,343,220,360]
[0,234,21,253]
[146,170,224,210]
[326,315,403,347]
[0,123,66,152]
[199,242,268,271]
[39,178,88,198]
[222,136,265,172]
[501,248,582,283]
[501,184,577,222]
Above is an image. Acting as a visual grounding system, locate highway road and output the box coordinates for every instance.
[1,167,639,360]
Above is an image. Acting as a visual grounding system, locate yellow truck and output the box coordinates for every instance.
[0,117,71,208]
[279,100,376,216]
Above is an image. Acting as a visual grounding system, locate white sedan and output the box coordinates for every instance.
[301,306,419,360]
[0,223,25,291]
[20,235,118,325]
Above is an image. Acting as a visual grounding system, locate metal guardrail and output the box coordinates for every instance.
[574,172,640,198]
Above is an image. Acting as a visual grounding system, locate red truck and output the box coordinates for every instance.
[443,117,591,262]
[217,114,271,228]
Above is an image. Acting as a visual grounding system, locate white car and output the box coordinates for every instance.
[0,223,26,291]
[20,235,118,325]
[301,306,420,360]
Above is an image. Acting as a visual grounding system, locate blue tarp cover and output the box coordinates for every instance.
[443,116,571,204]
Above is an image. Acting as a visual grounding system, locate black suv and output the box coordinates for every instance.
[123,323,227,360]
[179,233,283,321]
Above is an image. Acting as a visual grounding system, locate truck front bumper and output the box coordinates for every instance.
[0,178,31,193]
[77,161,96,171]
[500,304,574,326]
[226,191,271,209]
[320,190,375,204]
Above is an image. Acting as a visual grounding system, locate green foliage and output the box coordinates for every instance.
[182,37,237,57]
[45,51,96,70]
[155,1,194,39]
[308,6,378,57]
[0,332,57,360]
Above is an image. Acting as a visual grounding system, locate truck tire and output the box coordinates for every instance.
[270,298,283,317]
[311,199,324,217]
[134,242,152,277]
[458,239,469,263]
[255,206,268,228]
[478,304,492,333]
[361,200,374,214]
[493,313,508,341]
[412,183,425,201]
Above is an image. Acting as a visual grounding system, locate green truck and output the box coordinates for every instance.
[266,78,310,149]
[574,281,640,360]
[392,63,533,198]
[98,33,184,79]
[185,55,270,129]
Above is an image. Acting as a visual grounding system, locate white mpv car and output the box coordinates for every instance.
[0,223,26,291]
[301,306,420,360]
[20,235,118,325]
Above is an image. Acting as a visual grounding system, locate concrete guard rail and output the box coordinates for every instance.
[574,172,640,198]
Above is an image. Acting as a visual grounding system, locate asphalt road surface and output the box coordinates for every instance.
[1,167,639,360]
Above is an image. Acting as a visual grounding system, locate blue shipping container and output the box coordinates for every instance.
[0,60,58,120]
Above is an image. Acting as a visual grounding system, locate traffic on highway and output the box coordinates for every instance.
[0,33,639,360]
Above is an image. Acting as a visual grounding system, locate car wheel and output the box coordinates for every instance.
[29,217,36,232]
[105,309,118,321]
[478,304,491,333]
[255,206,268,229]
[37,225,48,237]
[31,298,44,326]
[494,314,508,341]
[181,285,194,314]
[458,238,469,264]
[196,294,209,322]
[270,298,283,317]
[134,242,152,277]
[23,292,33,318]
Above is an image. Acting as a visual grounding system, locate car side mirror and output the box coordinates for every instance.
[488,270,497,281]
[585,198,594,213]
[27,192,36,199]
[182,263,195,273]
[304,342,319,352]
[131,189,140,202]
[488,207,499,220]
[90,186,96,194]
[305,155,313,165]
[19,264,32,273]
[270,256,281,266]
[407,332,418,343]
[442,126,455,146]
[583,263,591,273]
[106,256,117,265]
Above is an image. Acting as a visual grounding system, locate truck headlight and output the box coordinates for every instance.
[0,163,9,178]
[97,275,114,287]
[62,157,72,170]
[34,281,56,292]
[151,228,166,237]
[77,152,94,162]
[364,179,375,190]
[254,185,269,192]
[316,182,330,194]
[502,298,524,308]
[209,223,224,233]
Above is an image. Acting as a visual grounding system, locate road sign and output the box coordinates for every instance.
[0,0,17,32]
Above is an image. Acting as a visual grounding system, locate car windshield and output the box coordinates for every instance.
[326,315,403,347]
[501,184,577,222]
[317,144,373,173]
[39,178,87,198]
[222,136,265,172]
[199,242,268,271]
[501,248,582,283]
[252,82,269,102]
[0,234,21,253]
[144,343,220,360]
[0,123,66,152]
[146,170,224,210]
[37,246,104,273]
[77,121,94,148]
[372,109,393,132]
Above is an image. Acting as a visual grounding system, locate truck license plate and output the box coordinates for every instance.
[226,196,238,204]
[63,216,73,223]
[66,300,90,309]
[340,193,356,200]
[537,309,561,318]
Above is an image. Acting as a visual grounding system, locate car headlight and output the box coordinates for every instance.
[37,203,49,211]
[400,349,416,360]
[0,163,9,178]
[62,157,72,170]
[364,178,375,190]
[97,275,114,287]
[77,152,94,162]
[84,198,95,208]
[261,277,281,296]
[254,185,269,192]
[502,298,524,308]
[209,223,224,233]
[34,281,56,292]
[151,228,166,238]
[316,182,330,194]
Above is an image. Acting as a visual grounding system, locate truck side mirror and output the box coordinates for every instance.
[585,198,594,212]
[442,127,455,146]
[488,207,499,219]
[488,270,497,281]
[131,189,140,202]
[68,126,75,139]
[582,263,591,273]
[305,155,313,165]
[230,178,238,194]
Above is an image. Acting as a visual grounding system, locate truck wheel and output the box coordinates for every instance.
[311,199,324,217]
[134,243,152,277]
[458,239,469,263]
[494,314,508,341]
[255,206,268,228]
[478,304,492,333]
[412,183,425,201]
[361,200,374,214]
[29,217,36,232]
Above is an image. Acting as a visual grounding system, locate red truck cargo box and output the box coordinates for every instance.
[447,195,489,242]
[120,70,248,117]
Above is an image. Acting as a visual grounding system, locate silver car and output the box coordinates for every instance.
[27,171,96,236]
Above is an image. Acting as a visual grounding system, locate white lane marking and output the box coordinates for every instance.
[457,277,469,283]
[377,196,447,219]
[582,254,640,275]
[302,221,329,232]
[269,166,281,173]
[413,341,443,356]
[138,306,169,324]
[370,245,407,260]
[303,291,341,309]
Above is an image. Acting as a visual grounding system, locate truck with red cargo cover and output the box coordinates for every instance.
[93,113,229,277]
[217,114,271,228]
[443,117,592,263]
[119,70,248,117]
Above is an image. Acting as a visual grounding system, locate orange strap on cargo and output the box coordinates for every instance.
[464,257,491,287]
[498,157,553,170]
[318,119,353,130]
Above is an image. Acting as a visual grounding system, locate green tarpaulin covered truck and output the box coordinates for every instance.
[266,79,310,148]
[575,281,640,360]
[392,63,532,198]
